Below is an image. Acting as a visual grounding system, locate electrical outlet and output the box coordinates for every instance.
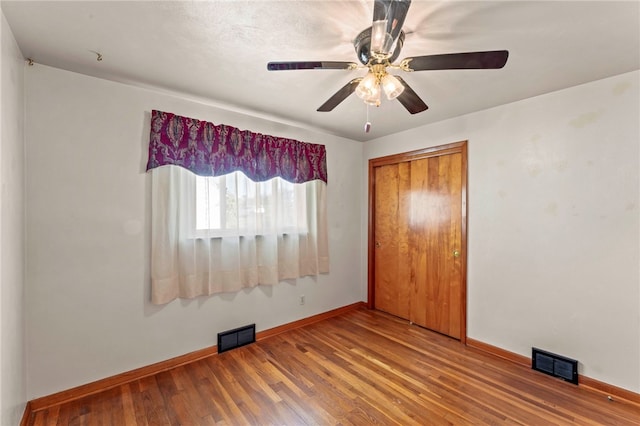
[299,295,305,305]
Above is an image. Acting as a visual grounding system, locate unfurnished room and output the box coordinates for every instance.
[0,1,639,425]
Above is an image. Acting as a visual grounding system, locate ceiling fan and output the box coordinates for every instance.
[267,0,508,115]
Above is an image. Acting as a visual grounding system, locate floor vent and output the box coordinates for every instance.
[217,324,256,354]
[532,347,578,384]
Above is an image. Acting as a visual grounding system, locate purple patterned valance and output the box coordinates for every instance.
[146,110,327,183]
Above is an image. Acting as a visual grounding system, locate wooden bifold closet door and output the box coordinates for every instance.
[368,142,467,341]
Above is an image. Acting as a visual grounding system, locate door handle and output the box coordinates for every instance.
[375,241,381,248]
[453,249,460,258]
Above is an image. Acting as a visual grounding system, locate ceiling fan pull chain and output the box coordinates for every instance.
[364,105,372,133]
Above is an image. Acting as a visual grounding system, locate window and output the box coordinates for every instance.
[194,171,308,238]
[146,110,329,304]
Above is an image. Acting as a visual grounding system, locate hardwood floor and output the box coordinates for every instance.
[28,308,639,425]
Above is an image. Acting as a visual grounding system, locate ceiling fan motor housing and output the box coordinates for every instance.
[354,27,405,65]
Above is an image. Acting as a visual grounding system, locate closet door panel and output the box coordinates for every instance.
[410,153,463,339]
[445,153,463,339]
[373,162,411,319]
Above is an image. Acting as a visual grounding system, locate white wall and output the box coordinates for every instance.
[0,9,26,425]
[25,65,363,399]
[364,71,640,393]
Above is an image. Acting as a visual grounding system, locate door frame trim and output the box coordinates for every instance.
[367,141,468,342]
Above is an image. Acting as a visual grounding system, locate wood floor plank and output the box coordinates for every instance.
[203,360,254,425]
[194,377,233,425]
[29,308,640,425]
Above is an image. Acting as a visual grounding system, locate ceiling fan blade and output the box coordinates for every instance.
[317,78,362,112]
[372,0,412,57]
[394,76,428,114]
[401,50,509,71]
[267,61,358,71]
[373,0,412,24]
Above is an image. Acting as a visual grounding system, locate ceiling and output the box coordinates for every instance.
[2,1,639,142]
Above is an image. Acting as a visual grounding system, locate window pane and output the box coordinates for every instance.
[195,171,308,236]
[195,175,222,230]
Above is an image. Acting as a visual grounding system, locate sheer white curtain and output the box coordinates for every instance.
[150,165,329,304]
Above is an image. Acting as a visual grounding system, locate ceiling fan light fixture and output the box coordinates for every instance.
[355,72,379,99]
[381,74,404,100]
[363,88,381,107]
